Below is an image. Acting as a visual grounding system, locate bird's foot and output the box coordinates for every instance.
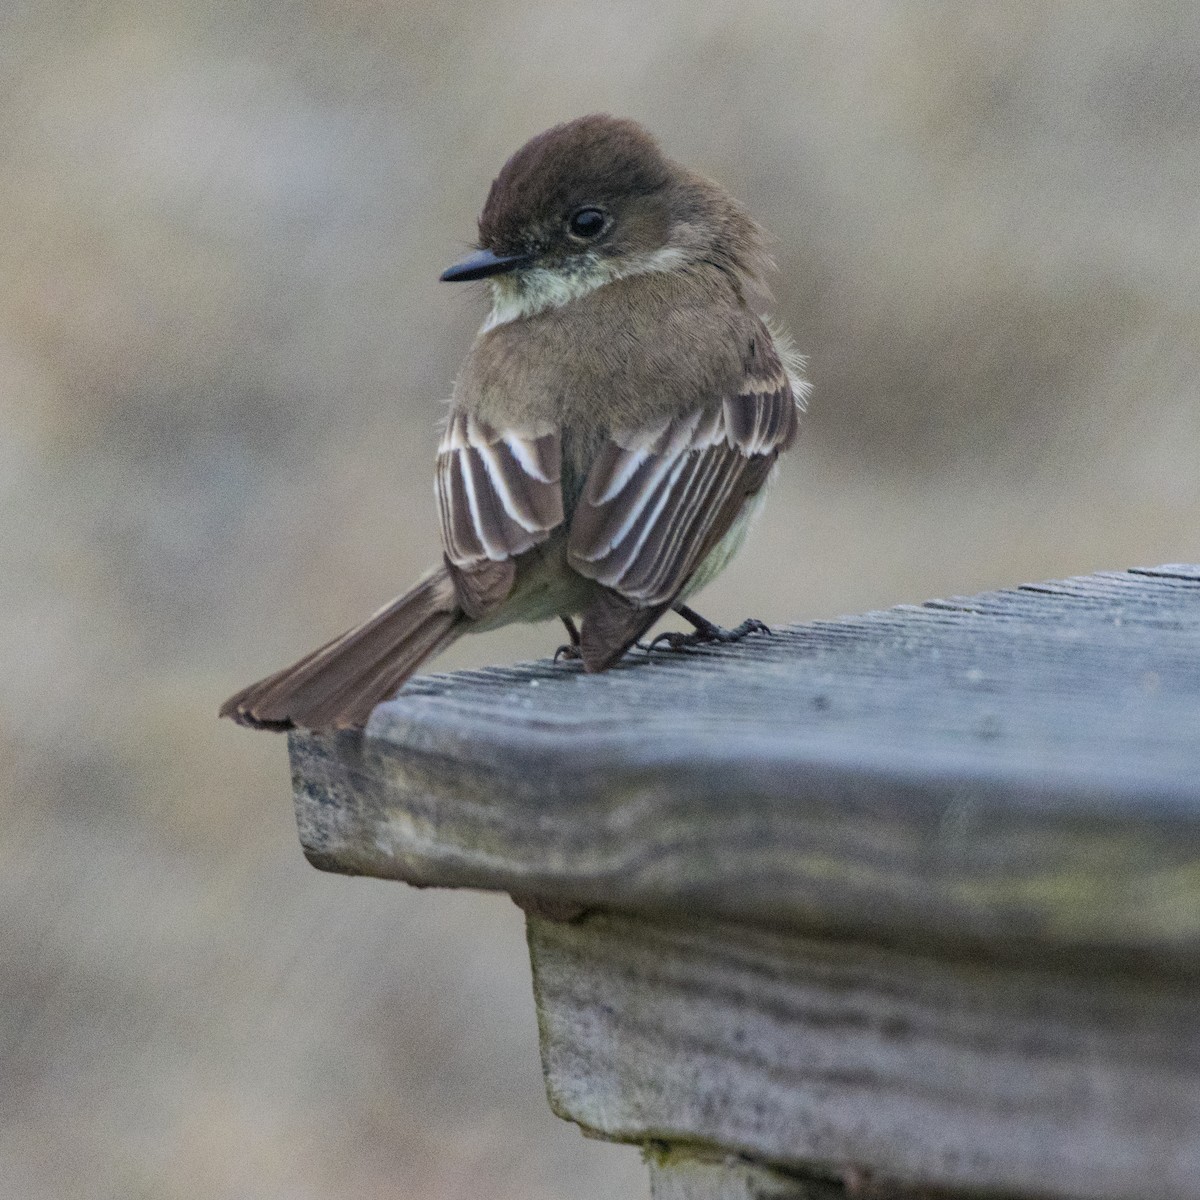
[554,616,582,662]
[648,614,771,653]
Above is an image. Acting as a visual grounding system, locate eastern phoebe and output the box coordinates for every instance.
[222,115,808,730]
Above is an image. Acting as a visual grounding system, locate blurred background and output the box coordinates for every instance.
[2,2,1198,1197]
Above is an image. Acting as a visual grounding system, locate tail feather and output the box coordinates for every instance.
[220,566,465,731]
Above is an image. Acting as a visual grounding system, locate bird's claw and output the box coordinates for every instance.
[647,630,695,652]
[725,617,772,641]
[554,643,582,663]
[648,617,771,653]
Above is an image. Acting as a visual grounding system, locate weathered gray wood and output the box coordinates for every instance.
[290,566,1200,970]
[528,909,1200,1200]
[285,566,1200,1198]
[647,1151,846,1199]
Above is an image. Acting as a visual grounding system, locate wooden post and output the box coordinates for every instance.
[288,566,1200,1199]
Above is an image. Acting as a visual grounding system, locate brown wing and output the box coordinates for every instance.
[436,410,564,618]
[567,344,798,668]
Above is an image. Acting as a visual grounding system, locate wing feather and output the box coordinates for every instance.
[437,412,563,567]
[568,342,798,609]
[437,411,564,616]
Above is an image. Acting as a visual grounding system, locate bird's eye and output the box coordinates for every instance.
[567,207,607,239]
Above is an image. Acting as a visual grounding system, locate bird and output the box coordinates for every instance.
[221,114,808,731]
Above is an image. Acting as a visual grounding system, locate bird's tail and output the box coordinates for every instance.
[220,566,465,731]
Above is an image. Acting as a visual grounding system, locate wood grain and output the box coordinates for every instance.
[529,910,1200,1200]
[646,1151,846,1199]
[290,566,1200,969]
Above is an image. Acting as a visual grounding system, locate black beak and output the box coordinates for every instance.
[439,248,532,282]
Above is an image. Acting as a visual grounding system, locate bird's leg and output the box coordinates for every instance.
[648,603,771,652]
[554,616,583,662]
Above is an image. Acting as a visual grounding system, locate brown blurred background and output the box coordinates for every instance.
[2,3,1198,1197]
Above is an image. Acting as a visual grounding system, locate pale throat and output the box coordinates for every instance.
[481,245,688,333]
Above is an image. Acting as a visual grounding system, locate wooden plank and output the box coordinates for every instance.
[527,909,1200,1200]
[289,567,1200,968]
[646,1152,846,1199]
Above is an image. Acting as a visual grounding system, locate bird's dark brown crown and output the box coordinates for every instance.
[477,115,673,254]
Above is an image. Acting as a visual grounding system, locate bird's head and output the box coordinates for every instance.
[440,115,768,322]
